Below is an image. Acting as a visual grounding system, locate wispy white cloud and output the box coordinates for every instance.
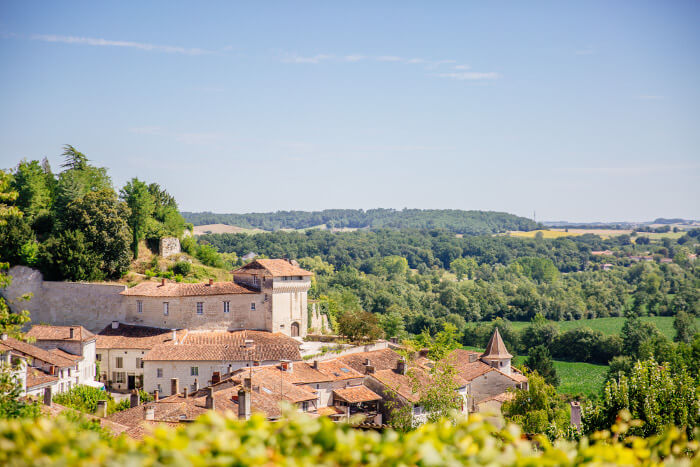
[343,54,365,62]
[376,55,403,62]
[436,71,501,80]
[453,64,471,70]
[281,53,334,64]
[30,34,213,55]
[405,58,426,64]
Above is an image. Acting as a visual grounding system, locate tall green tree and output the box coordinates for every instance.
[502,371,569,434]
[526,345,560,387]
[38,231,104,281]
[54,146,112,217]
[62,189,131,278]
[673,310,698,344]
[12,159,53,218]
[120,178,154,258]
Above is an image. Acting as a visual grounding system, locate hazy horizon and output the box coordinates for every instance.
[1,1,698,222]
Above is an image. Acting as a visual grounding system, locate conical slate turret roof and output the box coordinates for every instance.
[481,327,513,359]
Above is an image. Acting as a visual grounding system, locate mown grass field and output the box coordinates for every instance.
[505,316,697,340]
[511,355,608,398]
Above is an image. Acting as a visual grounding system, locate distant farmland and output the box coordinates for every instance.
[507,229,685,241]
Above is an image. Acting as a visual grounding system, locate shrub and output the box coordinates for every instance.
[0,409,697,465]
[171,261,192,276]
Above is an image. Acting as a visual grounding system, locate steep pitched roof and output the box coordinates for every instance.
[232,259,313,277]
[1,337,76,368]
[143,330,301,362]
[26,325,95,343]
[336,348,403,373]
[121,280,257,297]
[481,328,513,359]
[96,323,178,350]
[26,367,58,389]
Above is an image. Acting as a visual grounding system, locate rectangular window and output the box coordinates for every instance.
[223,301,230,313]
[113,372,125,384]
[163,302,169,315]
[95,354,102,361]
[116,357,123,369]
[67,368,71,377]
[190,367,199,376]
[196,302,203,315]
[157,368,163,378]
[301,401,309,412]
[136,358,143,369]
[250,302,256,311]
[157,383,162,392]
[137,300,143,313]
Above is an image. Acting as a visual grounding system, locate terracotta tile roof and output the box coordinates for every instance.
[120,280,258,297]
[448,349,527,383]
[26,367,58,389]
[229,367,318,404]
[336,348,403,373]
[49,348,82,362]
[333,386,382,403]
[478,391,515,404]
[96,323,177,350]
[370,365,468,403]
[316,359,364,381]
[143,330,301,362]
[481,328,513,359]
[232,259,313,277]
[26,325,95,343]
[1,337,76,368]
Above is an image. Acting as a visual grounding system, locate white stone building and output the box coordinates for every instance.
[25,325,97,386]
[95,322,178,391]
[120,259,312,338]
[142,330,303,396]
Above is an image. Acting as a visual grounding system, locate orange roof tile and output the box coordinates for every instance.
[333,386,382,403]
[121,280,258,297]
[143,330,301,362]
[481,328,513,359]
[25,367,58,389]
[1,337,76,368]
[26,325,95,343]
[232,259,312,277]
[336,348,403,373]
[96,323,178,350]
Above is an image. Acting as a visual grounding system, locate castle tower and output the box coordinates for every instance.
[480,327,513,375]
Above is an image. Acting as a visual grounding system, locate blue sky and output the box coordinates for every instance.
[1,1,698,222]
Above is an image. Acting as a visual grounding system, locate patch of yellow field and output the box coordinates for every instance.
[508,229,579,238]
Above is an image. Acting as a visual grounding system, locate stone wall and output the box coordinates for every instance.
[2,266,127,333]
[159,237,181,258]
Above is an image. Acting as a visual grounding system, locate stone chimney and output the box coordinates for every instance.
[171,378,179,396]
[280,361,292,372]
[154,389,159,402]
[238,388,250,420]
[96,400,107,418]
[69,327,75,339]
[130,390,140,408]
[365,365,375,375]
[144,406,155,421]
[183,387,188,399]
[208,278,214,286]
[312,360,319,370]
[171,329,177,344]
[395,358,406,375]
[111,321,119,329]
[205,387,215,410]
[570,401,582,431]
[243,377,252,391]
[43,387,52,406]
[161,278,166,286]
[468,353,478,363]
[193,378,199,392]
[212,372,221,385]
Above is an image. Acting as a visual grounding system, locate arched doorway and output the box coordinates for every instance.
[290,321,300,337]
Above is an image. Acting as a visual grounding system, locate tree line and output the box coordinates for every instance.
[182,208,539,234]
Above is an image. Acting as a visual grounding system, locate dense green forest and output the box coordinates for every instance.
[199,229,699,331]
[0,146,188,281]
[182,208,539,234]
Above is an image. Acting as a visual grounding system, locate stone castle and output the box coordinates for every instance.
[3,259,312,338]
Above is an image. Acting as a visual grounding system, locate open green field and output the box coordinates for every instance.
[505,316,697,340]
[511,355,608,398]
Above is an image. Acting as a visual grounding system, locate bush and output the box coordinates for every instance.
[52,385,126,415]
[0,409,697,465]
[171,261,192,276]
